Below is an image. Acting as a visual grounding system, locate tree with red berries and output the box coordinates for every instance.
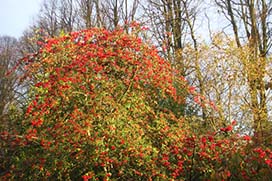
[1,26,271,180]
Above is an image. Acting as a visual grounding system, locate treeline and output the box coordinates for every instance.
[1,0,272,148]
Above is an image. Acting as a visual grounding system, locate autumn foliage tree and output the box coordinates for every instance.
[5,25,184,179]
[1,26,271,180]
[215,0,272,145]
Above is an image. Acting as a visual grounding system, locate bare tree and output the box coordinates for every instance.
[141,0,213,122]
[76,0,99,28]
[34,0,141,34]
[142,0,201,65]
[0,36,23,130]
[36,0,79,36]
[38,0,60,37]
[98,0,140,30]
[59,0,78,32]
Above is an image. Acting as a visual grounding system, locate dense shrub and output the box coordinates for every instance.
[1,27,271,180]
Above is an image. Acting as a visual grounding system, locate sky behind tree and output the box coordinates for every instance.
[0,0,42,38]
[0,0,225,40]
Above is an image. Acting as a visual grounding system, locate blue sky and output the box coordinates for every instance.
[0,0,42,38]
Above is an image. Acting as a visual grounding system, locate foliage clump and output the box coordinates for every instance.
[1,27,271,180]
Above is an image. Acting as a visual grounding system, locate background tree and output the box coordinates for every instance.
[141,0,224,131]
[36,0,80,36]
[76,0,102,28]
[102,0,140,29]
[214,0,272,144]
[0,36,24,130]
